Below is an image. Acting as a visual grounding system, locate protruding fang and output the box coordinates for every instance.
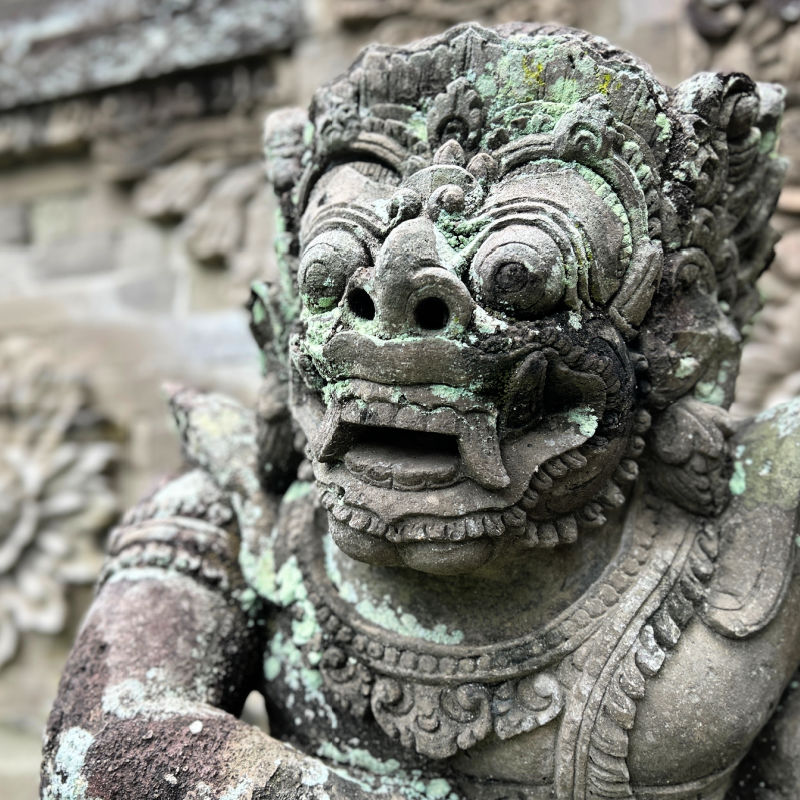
[458,416,510,490]
[314,403,346,462]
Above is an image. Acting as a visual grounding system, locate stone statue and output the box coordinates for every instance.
[41,22,799,800]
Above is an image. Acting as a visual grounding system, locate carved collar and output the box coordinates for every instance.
[276,487,718,798]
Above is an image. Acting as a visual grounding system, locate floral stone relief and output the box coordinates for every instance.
[0,337,118,668]
[41,22,800,800]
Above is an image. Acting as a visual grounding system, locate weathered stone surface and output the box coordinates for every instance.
[0,204,28,245]
[334,0,581,25]
[688,1,800,418]
[32,231,118,279]
[42,20,800,800]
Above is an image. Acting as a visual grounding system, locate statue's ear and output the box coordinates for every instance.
[639,73,786,411]
[263,107,310,196]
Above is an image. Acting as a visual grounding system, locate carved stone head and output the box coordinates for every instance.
[254,23,785,575]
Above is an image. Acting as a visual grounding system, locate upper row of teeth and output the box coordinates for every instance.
[315,399,510,490]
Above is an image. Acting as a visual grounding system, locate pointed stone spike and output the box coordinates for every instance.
[458,416,510,490]
[314,402,346,462]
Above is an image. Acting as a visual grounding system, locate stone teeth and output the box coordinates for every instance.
[366,402,398,426]
[579,501,607,528]
[394,406,420,430]
[628,435,646,458]
[614,458,639,483]
[365,467,393,488]
[397,521,428,541]
[426,410,458,436]
[447,519,467,541]
[458,414,510,490]
[465,516,484,539]
[331,503,353,523]
[340,401,363,425]
[556,516,578,543]
[599,481,626,509]
[386,527,402,543]
[501,507,526,529]
[313,402,345,462]
[531,469,554,491]
[538,522,559,547]
[426,522,447,540]
[543,457,569,478]
[633,409,652,434]
[483,515,504,537]
[562,450,588,469]
[520,489,540,511]
[320,491,336,510]
[523,521,539,547]
[349,509,372,531]
[367,516,389,536]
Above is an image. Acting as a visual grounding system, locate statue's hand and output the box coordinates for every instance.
[43,698,375,800]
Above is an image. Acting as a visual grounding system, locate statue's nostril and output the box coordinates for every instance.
[414,297,449,330]
[348,288,375,320]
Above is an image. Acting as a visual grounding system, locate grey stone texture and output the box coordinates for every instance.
[686,1,800,418]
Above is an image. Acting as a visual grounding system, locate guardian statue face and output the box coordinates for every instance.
[255,23,784,575]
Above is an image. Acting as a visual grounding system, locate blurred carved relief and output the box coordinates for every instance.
[0,338,117,667]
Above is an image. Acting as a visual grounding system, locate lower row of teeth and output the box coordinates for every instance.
[320,490,524,542]
[319,487,623,548]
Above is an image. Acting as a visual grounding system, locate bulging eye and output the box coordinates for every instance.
[471,225,566,318]
[299,230,369,314]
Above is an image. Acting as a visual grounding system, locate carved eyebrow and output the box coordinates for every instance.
[303,202,389,248]
[299,152,402,213]
[481,197,630,275]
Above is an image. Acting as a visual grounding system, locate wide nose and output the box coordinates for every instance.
[346,217,474,337]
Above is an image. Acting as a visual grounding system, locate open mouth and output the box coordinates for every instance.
[344,427,461,490]
[312,380,511,492]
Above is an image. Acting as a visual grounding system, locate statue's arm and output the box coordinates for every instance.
[41,480,372,800]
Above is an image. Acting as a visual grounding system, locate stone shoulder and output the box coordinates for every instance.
[701,397,800,639]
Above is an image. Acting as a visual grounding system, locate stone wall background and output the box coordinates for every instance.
[1,1,798,796]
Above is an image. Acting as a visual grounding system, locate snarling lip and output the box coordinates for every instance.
[313,381,509,491]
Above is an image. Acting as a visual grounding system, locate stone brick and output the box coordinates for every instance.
[31,231,117,278]
[0,204,28,244]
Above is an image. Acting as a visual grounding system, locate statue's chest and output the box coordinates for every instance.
[255,494,737,799]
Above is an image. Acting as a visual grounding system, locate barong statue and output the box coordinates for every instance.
[42,22,799,800]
